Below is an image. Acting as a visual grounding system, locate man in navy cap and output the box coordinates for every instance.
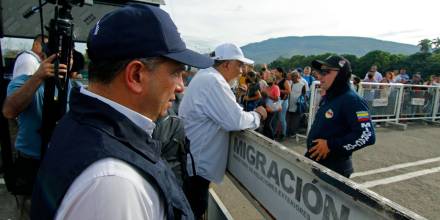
[31,4,212,220]
[306,55,375,178]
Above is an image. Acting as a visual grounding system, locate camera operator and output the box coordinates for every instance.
[2,54,68,193]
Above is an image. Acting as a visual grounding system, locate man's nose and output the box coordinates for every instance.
[175,76,184,94]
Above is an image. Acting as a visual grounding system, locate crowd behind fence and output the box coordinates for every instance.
[307,81,440,134]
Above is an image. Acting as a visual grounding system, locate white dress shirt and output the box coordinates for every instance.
[179,67,261,183]
[55,87,164,220]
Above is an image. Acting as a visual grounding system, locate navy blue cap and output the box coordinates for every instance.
[87,4,213,69]
[311,55,352,73]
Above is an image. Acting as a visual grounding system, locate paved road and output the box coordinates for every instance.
[276,122,440,219]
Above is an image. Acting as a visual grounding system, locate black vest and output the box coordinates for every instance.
[31,88,193,220]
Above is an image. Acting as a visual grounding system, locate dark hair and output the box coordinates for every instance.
[247,71,256,78]
[276,67,287,78]
[353,76,361,83]
[34,34,48,42]
[276,67,285,74]
[88,57,165,84]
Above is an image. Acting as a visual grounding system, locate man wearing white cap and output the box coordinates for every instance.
[179,43,267,219]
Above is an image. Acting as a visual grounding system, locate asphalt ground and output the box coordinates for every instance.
[276,121,440,219]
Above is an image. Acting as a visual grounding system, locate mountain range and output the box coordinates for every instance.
[240,36,419,64]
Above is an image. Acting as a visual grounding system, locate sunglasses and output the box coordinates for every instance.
[319,68,339,76]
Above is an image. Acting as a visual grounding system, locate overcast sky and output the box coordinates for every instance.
[2,0,438,54]
[162,0,439,51]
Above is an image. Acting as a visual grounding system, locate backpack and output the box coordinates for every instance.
[296,94,308,114]
[152,113,192,186]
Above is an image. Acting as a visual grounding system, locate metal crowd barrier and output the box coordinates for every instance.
[307,81,440,133]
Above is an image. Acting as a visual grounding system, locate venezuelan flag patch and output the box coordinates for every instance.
[356,111,370,122]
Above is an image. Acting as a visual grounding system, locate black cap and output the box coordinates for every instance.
[311,55,352,74]
[87,4,213,69]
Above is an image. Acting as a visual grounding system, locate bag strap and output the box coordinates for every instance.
[184,137,197,175]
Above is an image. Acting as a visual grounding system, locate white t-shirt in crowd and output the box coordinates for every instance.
[12,51,41,79]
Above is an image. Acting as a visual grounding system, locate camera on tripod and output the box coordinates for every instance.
[22,0,93,158]
[41,0,93,157]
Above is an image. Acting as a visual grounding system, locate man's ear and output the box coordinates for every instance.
[124,60,147,94]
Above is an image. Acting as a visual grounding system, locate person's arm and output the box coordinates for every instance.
[326,97,376,155]
[283,80,291,97]
[2,55,64,119]
[279,80,290,98]
[309,96,375,161]
[203,79,264,131]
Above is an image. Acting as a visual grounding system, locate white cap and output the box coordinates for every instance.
[212,43,254,65]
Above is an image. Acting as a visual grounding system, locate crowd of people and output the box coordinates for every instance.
[227,65,312,141]
[352,65,440,92]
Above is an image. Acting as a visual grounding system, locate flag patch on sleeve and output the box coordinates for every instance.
[356,111,370,122]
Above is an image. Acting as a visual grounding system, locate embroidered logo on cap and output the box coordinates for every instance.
[325,109,334,119]
[338,60,346,68]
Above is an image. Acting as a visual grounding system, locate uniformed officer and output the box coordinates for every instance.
[306,55,376,178]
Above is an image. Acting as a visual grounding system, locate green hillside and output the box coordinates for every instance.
[241,36,419,64]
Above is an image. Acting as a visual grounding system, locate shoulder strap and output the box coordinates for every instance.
[17,50,41,62]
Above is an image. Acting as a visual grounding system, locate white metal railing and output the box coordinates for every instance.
[307,81,440,134]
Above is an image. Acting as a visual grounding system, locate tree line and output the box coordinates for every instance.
[265,38,440,79]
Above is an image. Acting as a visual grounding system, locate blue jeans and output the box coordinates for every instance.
[279,99,289,136]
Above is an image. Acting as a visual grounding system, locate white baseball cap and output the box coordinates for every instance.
[212,43,254,65]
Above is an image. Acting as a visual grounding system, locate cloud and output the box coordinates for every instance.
[376,30,422,38]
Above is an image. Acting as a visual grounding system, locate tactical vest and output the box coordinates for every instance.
[31,88,193,220]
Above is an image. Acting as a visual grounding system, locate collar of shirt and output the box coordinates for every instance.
[80,87,156,137]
